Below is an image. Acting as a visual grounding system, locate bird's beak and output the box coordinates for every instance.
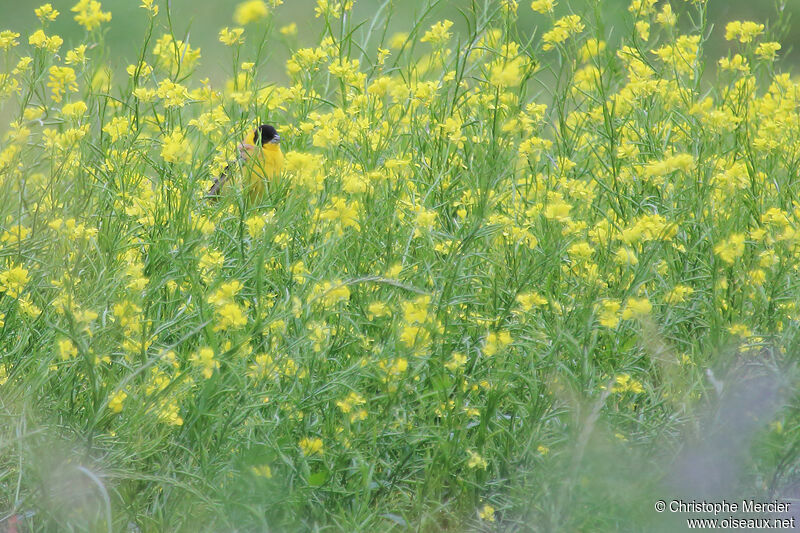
[269,134,280,144]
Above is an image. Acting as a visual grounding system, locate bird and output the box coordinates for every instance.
[207,124,283,202]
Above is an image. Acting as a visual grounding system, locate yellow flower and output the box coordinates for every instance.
[489,57,524,87]
[713,233,746,264]
[439,116,466,147]
[530,0,556,13]
[728,324,752,338]
[328,57,362,85]
[156,79,190,108]
[153,34,201,75]
[248,353,275,380]
[310,280,351,308]
[35,3,60,22]
[198,250,225,282]
[161,129,192,164]
[537,444,549,455]
[0,31,20,51]
[336,391,366,417]
[219,27,245,46]
[28,29,62,52]
[18,297,41,319]
[576,39,605,63]
[191,347,219,379]
[664,285,693,305]
[542,15,584,51]
[156,400,183,426]
[516,291,548,312]
[501,0,518,14]
[543,193,572,221]
[194,215,215,236]
[207,281,248,330]
[367,301,390,320]
[621,297,652,320]
[719,54,749,73]
[755,42,781,61]
[400,324,430,349]
[250,464,272,478]
[310,123,340,149]
[385,263,402,279]
[420,20,453,46]
[568,241,594,260]
[652,35,701,76]
[401,295,431,324]
[388,32,408,49]
[299,437,324,456]
[23,106,42,121]
[126,61,153,77]
[412,205,437,236]
[280,23,297,36]
[245,214,269,236]
[655,2,675,27]
[478,504,496,522]
[108,390,127,413]
[635,21,650,41]
[291,261,309,284]
[597,299,621,328]
[0,264,30,298]
[283,151,325,192]
[484,331,512,356]
[214,302,248,331]
[444,352,467,371]
[467,450,488,469]
[47,66,78,102]
[611,374,644,394]
[614,247,638,266]
[71,0,112,31]
[234,0,268,25]
[113,300,142,331]
[320,197,360,231]
[643,153,694,181]
[58,339,78,361]
[140,0,158,15]
[62,100,88,118]
[103,116,130,142]
[133,87,156,102]
[65,44,88,65]
[725,21,764,44]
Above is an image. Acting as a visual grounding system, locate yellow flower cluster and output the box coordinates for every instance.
[542,15,584,51]
[71,0,111,31]
[725,21,764,43]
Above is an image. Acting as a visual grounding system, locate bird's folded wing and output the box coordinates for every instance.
[206,164,231,198]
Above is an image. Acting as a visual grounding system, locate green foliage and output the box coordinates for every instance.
[0,0,799,531]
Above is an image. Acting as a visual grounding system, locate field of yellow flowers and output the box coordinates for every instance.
[1,0,800,530]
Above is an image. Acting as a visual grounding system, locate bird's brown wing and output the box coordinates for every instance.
[206,164,231,199]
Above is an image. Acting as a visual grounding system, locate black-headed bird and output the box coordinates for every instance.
[207,124,284,202]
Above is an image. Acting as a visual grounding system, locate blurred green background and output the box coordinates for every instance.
[0,0,797,85]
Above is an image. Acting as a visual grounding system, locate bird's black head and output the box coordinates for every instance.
[255,124,280,145]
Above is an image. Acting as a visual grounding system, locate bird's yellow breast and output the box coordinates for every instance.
[244,144,284,201]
